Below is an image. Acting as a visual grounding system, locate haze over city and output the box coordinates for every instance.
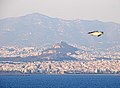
[0,1,120,88]
[0,0,120,75]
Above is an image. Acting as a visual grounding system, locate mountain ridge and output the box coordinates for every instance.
[0,13,120,48]
[1,13,120,24]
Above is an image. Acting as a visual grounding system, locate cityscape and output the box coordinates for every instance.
[0,42,120,74]
[1,1,120,88]
[0,13,120,75]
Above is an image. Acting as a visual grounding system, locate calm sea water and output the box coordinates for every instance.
[0,74,120,88]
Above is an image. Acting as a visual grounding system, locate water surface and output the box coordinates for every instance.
[0,74,120,88]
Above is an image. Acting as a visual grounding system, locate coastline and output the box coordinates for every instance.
[0,71,119,76]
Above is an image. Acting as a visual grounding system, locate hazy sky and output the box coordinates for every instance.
[0,0,120,23]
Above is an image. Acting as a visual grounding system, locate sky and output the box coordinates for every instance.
[0,0,120,23]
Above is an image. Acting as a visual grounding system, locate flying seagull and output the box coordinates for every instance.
[88,31,104,37]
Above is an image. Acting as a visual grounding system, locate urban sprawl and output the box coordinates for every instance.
[0,44,120,74]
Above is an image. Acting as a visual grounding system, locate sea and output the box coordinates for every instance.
[0,74,120,88]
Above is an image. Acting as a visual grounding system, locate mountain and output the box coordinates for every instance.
[0,13,120,48]
[0,41,119,62]
[0,41,79,62]
[43,41,78,54]
[40,41,79,61]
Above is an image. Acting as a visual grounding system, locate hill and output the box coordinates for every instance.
[0,13,120,48]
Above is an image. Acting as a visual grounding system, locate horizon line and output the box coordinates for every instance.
[0,12,120,24]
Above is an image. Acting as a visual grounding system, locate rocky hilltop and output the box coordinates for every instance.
[0,42,120,62]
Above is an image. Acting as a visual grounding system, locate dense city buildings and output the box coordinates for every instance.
[0,60,120,74]
[0,42,120,74]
